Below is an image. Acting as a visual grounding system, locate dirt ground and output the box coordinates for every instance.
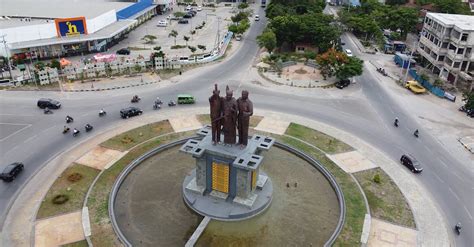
[114,145,340,246]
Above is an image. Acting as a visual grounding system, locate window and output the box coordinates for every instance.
[441,42,448,48]
[451,30,461,39]
[449,43,457,51]
[453,62,460,68]
[457,48,464,55]
[466,48,472,55]
[438,55,445,61]
[461,33,468,41]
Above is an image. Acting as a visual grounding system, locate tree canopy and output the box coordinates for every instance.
[316,48,363,80]
[257,28,277,52]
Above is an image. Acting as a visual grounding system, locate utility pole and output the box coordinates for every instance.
[1,34,14,80]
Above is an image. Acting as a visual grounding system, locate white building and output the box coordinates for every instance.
[418,13,474,92]
[0,0,159,60]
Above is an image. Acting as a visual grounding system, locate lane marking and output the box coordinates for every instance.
[0,114,35,117]
[0,124,32,142]
[433,173,445,184]
[463,206,473,220]
[450,170,464,183]
[23,134,37,144]
[448,187,461,202]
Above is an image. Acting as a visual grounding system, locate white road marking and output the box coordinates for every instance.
[23,134,37,144]
[433,173,445,184]
[0,114,35,116]
[450,170,464,183]
[463,206,473,220]
[0,124,32,142]
[448,187,461,202]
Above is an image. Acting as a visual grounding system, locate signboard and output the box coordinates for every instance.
[55,17,88,37]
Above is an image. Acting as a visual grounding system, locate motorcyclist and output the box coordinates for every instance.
[155,97,162,104]
[85,124,92,130]
[66,115,74,122]
[73,128,79,134]
[44,107,51,114]
[63,126,70,132]
[414,129,419,136]
[394,118,399,126]
[455,222,462,234]
[99,108,105,114]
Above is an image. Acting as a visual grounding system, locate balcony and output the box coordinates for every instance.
[447,49,468,61]
[419,36,446,54]
[417,47,443,66]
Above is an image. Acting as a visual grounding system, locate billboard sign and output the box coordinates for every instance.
[55,17,88,37]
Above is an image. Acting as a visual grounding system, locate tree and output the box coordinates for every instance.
[231,12,249,23]
[432,0,472,14]
[169,30,178,45]
[142,35,157,44]
[316,48,349,79]
[153,46,162,51]
[197,45,206,51]
[238,2,249,9]
[188,46,197,54]
[385,7,418,38]
[462,92,474,110]
[335,57,364,80]
[257,29,277,52]
[183,36,190,45]
[49,59,61,70]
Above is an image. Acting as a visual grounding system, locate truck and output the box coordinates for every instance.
[405,80,426,94]
[261,0,266,7]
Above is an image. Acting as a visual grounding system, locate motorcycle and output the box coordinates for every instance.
[414,129,419,138]
[99,110,107,117]
[63,127,70,134]
[66,116,74,123]
[153,102,161,110]
[73,129,80,137]
[44,108,53,114]
[85,124,93,132]
[394,119,399,127]
[131,96,141,103]
[377,67,388,76]
[455,222,462,235]
[168,100,176,107]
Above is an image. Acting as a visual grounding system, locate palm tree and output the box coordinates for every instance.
[183,36,190,46]
[168,30,178,45]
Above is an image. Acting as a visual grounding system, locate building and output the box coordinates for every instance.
[418,13,474,92]
[0,0,167,60]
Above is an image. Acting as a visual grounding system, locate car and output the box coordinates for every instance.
[344,49,353,57]
[157,20,168,27]
[405,80,426,94]
[189,10,197,15]
[120,107,143,119]
[400,154,423,173]
[235,34,242,41]
[335,79,350,89]
[178,19,189,24]
[183,13,193,18]
[255,15,260,21]
[197,6,202,11]
[0,162,24,182]
[186,5,192,11]
[116,48,130,55]
[37,98,61,109]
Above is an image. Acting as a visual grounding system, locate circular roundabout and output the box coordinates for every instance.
[110,136,345,246]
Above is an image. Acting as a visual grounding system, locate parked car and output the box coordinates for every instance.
[157,20,168,27]
[116,48,130,55]
[0,162,24,182]
[255,15,260,21]
[189,10,197,16]
[344,49,353,57]
[405,80,426,94]
[197,6,202,11]
[400,154,423,173]
[186,5,192,11]
[120,107,143,119]
[183,13,193,19]
[235,34,242,41]
[37,98,61,109]
[178,19,189,24]
[335,79,351,89]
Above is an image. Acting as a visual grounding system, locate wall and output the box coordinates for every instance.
[86,10,117,34]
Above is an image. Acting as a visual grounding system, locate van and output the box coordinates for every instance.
[177,94,195,104]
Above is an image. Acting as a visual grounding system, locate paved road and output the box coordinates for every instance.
[0,7,472,247]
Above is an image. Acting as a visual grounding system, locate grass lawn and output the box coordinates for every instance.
[278,136,365,247]
[196,114,263,128]
[88,131,195,246]
[354,168,415,228]
[62,240,88,247]
[100,120,173,151]
[36,164,100,219]
[285,123,353,154]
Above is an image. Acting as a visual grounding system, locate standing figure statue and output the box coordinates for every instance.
[222,86,238,145]
[209,84,223,145]
[237,90,253,148]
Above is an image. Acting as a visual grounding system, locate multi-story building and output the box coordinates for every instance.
[418,13,474,92]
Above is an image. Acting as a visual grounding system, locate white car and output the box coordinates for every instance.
[197,6,202,11]
[186,5,192,11]
[157,20,168,27]
[345,49,353,57]
[255,15,260,21]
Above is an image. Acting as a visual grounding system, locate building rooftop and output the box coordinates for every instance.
[0,18,53,29]
[0,0,131,19]
[427,13,474,31]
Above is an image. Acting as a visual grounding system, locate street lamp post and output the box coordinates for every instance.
[1,34,14,80]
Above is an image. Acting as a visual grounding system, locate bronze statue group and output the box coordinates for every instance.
[209,84,253,148]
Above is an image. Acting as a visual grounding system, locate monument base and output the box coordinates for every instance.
[183,169,273,221]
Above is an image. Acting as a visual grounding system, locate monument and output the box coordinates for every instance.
[180,85,274,220]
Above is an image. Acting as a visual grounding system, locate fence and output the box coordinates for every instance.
[409,69,445,98]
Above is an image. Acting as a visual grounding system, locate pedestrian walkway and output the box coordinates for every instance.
[368,218,417,247]
[35,211,84,247]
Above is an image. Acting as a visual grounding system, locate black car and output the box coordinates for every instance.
[400,154,423,173]
[37,98,61,109]
[183,13,193,19]
[335,79,351,89]
[120,107,143,119]
[178,19,189,24]
[188,10,197,16]
[0,162,24,182]
[116,48,131,55]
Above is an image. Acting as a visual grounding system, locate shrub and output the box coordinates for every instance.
[170,45,187,49]
[52,194,69,204]
[67,172,83,182]
[121,135,134,144]
[373,174,381,184]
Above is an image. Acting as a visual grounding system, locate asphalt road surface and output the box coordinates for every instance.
[0,8,472,246]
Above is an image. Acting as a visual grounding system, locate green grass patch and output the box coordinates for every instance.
[354,168,415,228]
[88,131,195,246]
[62,240,88,247]
[100,120,173,151]
[285,123,353,154]
[196,114,263,128]
[278,136,366,246]
[37,164,99,219]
